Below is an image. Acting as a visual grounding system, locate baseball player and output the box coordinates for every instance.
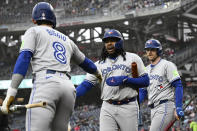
[1,2,101,131]
[140,39,184,131]
[76,29,149,131]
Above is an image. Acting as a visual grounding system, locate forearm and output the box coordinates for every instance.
[10,74,24,90]
[172,79,183,108]
[7,51,32,96]
[125,74,149,87]
[139,88,148,103]
[7,67,25,97]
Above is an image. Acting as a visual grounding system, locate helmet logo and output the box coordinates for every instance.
[147,40,152,44]
[108,31,113,34]
[41,13,46,20]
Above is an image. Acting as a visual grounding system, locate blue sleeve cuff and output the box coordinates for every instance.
[79,57,97,74]
[76,80,94,97]
[171,79,183,108]
[13,51,33,76]
[125,74,150,87]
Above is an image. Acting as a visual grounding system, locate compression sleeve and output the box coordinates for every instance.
[79,57,97,74]
[171,79,183,108]
[13,51,33,76]
[76,80,94,97]
[125,74,149,87]
[10,74,24,89]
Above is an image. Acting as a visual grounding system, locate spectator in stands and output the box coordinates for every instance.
[74,124,80,131]
[190,120,197,131]
[0,96,9,131]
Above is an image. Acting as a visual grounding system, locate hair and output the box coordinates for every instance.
[36,20,53,26]
[99,46,126,63]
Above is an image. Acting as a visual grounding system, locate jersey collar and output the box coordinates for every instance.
[151,58,162,68]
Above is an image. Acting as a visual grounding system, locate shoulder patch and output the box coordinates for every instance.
[173,70,179,77]
[20,40,24,49]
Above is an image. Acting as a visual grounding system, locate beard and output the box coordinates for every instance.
[150,55,160,63]
[107,49,121,58]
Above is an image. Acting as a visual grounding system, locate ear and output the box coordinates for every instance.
[32,19,37,24]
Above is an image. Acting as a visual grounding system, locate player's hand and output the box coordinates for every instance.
[94,70,102,83]
[1,96,15,114]
[1,87,17,114]
[106,76,128,86]
[174,107,184,120]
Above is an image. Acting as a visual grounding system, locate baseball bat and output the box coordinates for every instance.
[164,95,196,131]
[131,62,139,105]
[0,101,47,112]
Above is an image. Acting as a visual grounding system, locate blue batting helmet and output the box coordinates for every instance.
[32,2,56,28]
[145,39,162,56]
[102,29,123,49]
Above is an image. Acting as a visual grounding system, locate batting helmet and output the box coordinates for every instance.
[145,39,162,56]
[32,2,56,28]
[102,29,123,49]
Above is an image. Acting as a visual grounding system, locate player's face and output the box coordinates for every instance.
[145,48,158,62]
[104,38,117,54]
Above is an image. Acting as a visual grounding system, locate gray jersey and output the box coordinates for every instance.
[20,26,85,74]
[146,59,180,105]
[85,52,147,101]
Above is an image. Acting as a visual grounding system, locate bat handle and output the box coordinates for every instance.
[9,105,24,112]
[25,101,47,109]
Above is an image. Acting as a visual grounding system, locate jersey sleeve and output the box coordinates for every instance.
[20,28,36,53]
[166,61,180,83]
[134,54,147,77]
[70,40,85,64]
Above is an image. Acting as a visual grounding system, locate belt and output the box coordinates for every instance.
[148,99,169,109]
[106,97,136,105]
[46,69,71,79]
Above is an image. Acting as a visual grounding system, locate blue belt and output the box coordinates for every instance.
[148,99,169,109]
[46,70,71,79]
[107,97,136,105]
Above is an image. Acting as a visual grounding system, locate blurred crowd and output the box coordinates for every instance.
[123,0,179,12]
[0,38,196,80]
[70,105,100,131]
[0,0,181,24]
[56,0,110,18]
